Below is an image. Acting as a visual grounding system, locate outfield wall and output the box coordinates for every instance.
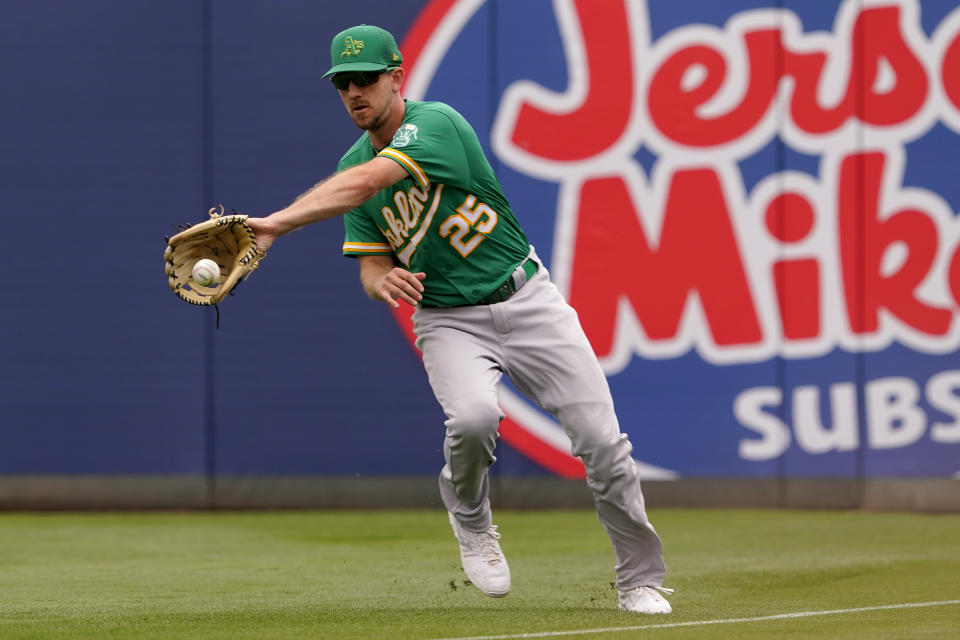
[1,475,958,513]
[2,1,959,510]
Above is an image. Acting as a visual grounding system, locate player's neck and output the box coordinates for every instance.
[369,97,407,153]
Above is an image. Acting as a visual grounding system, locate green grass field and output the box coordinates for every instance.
[0,509,956,639]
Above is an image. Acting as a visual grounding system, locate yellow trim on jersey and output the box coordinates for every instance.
[379,148,430,190]
[343,241,392,254]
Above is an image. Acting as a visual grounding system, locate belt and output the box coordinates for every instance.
[478,258,539,305]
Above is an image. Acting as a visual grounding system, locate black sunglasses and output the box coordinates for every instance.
[331,70,387,91]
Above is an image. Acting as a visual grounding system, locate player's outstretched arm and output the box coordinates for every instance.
[358,255,426,309]
[246,157,407,252]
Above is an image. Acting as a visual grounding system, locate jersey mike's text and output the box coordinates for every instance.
[492,0,960,370]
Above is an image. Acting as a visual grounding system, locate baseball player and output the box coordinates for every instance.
[246,24,672,615]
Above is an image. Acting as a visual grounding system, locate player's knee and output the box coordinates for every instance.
[579,432,632,473]
[565,410,635,490]
[583,446,635,498]
[445,397,503,445]
[561,402,622,459]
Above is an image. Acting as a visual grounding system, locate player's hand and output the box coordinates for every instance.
[244,217,278,254]
[376,268,426,308]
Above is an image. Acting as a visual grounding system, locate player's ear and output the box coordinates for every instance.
[390,67,405,91]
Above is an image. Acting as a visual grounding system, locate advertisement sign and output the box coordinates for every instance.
[398,0,960,478]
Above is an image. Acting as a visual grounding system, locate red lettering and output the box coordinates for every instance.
[942,26,960,113]
[949,242,960,308]
[766,193,820,340]
[782,42,848,135]
[765,192,815,242]
[838,152,951,336]
[849,6,927,126]
[569,171,762,356]
[508,0,632,160]
[648,32,777,146]
[649,6,926,146]
[773,260,821,340]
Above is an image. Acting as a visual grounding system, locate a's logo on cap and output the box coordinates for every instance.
[340,36,365,58]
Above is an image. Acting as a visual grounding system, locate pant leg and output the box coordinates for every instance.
[498,267,668,588]
[413,307,504,532]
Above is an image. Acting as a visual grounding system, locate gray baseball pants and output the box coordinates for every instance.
[411,249,667,589]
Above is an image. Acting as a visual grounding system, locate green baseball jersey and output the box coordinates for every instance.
[340,100,530,307]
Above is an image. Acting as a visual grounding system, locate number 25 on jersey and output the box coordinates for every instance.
[440,195,499,257]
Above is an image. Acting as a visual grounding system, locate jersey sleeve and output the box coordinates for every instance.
[377,108,469,191]
[342,208,393,257]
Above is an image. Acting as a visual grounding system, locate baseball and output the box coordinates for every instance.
[192,259,220,287]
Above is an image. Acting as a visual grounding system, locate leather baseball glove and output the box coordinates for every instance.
[164,205,265,305]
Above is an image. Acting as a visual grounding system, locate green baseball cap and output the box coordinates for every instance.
[322,24,403,78]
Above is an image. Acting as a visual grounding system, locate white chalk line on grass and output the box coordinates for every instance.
[426,599,960,640]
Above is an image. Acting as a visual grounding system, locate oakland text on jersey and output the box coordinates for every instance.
[377,183,434,255]
[376,184,501,264]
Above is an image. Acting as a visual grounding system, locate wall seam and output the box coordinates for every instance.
[201,0,217,510]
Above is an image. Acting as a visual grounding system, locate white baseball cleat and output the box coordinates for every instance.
[448,512,511,597]
[618,585,674,614]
